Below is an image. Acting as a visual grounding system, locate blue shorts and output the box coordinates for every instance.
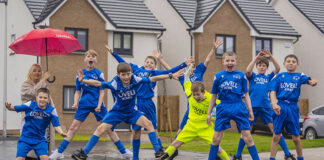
[16,141,48,158]
[74,106,107,122]
[250,107,273,125]
[132,98,157,131]
[179,104,189,130]
[102,109,144,127]
[273,101,300,136]
[214,101,250,132]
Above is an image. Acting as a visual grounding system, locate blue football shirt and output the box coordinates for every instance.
[211,70,248,102]
[269,72,310,102]
[248,72,275,108]
[101,75,150,112]
[179,62,207,88]
[15,101,60,144]
[76,68,105,108]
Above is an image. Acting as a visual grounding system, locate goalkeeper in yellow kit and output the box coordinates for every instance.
[158,65,230,160]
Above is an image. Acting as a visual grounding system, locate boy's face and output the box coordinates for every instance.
[117,71,132,86]
[222,56,237,72]
[256,63,268,74]
[32,66,42,81]
[36,92,49,108]
[284,57,298,72]
[84,54,97,68]
[192,90,205,102]
[144,58,156,70]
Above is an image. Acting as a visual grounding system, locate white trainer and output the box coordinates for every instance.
[121,149,133,159]
[49,149,64,159]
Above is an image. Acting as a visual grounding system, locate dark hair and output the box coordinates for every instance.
[191,81,205,92]
[36,88,50,96]
[117,63,132,73]
[256,58,269,67]
[145,56,157,65]
[284,54,298,64]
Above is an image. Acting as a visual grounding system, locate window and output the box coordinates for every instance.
[65,28,88,52]
[313,106,324,115]
[215,34,235,56]
[63,86,76,111]
[113,32,133,56]
[256,38,272,55]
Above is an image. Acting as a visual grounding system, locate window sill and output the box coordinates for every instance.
[62,110,76,114]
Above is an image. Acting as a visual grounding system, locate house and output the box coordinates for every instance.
[0,0,39,134]
[270,0,324,111]
[145,0,300,123]
[27,0,165,134]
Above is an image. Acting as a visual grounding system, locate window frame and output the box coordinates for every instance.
[62,85,76,112]
[215,34,236,57]
[65,28,88,53]
[113,32,133,56]
[255,38,272,55]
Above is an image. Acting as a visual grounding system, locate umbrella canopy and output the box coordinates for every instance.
[9,28,82,57]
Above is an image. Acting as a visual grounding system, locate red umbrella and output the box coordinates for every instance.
[9,28,83,82]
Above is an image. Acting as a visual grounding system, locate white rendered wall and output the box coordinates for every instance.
[0,0,36,131]
[272,0,324,110]
[144,0,191,121]
[0,3,5,131]
[107,31,158,110]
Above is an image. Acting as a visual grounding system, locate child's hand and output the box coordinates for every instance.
[72,103,78,110]
[77,70,84,82]
[206,115,211,125]
[263,50,272,58]
[153,50,162,60]
[185,56,193,66]
[308,79,318,86]
[248,111,254,121]
[172,70,185,80]
[95,106,101,113]
[105,45,113,54]
[213,38,223,49]
[43,72,50,81]
[60,132,67,138]
[273,104,281,115]
[256,51,264,58]
[5,102,14,111]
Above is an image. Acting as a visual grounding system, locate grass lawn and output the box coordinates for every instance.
[134,132,324,155]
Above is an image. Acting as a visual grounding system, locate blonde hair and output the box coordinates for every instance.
[222,51,237,59]
[85,49,98,57]
[145,56,157,65]
[26,64,42,82]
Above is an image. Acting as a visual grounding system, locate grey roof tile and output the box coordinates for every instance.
[289,0,324,34]
[24,0,47,20]
[168,0,299,37]
[0,0,8,3]
[92,0,165,31]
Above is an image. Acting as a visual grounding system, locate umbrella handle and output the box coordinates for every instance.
[47,76,56,83]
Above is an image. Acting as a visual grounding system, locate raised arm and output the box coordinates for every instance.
[149,70,184,82]
[78,70,102,87]
[246,51,263,77]
[153,50,172,70]
[207,94,217,125]
[264,50,280,74]
[154,56,192,75]
[184,64,193,82]
[105,45,126,63]
[204,38,223,67]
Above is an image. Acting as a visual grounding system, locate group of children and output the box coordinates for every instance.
[5,37,317,160]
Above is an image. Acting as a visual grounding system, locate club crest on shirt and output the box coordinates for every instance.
[90,74,98,80]
[233,74,241,79]
[293,76,300,80]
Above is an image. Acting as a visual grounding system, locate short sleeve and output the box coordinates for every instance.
[75,74,81,91]
[211,75,219,94]
[300,73,310,84]
[195,62,207,74]
[247,72,256,81]
[14,101,32,113]
[242,74,248,93]
[183,81,192,97]
[268,72,275,80]
[99,72,105,90]
[50,108,60,127]
[269,74,279,92]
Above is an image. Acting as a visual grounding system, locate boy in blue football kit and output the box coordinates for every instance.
[71,63,183,160]
[269,54,317,160]
[5,88,67,160]
[105,45,190,160]
[234,50,294,160]
[50,50,130,159]
[207,52,260,160]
